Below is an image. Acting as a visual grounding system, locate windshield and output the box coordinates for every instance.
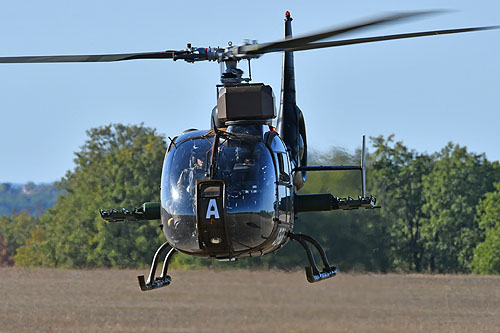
[216,136,276,252]
[215,135,275,213]
[161,130,277,254]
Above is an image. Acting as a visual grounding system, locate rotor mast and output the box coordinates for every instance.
[220,59,252,86]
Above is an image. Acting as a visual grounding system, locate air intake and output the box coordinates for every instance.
[217,84,275,122]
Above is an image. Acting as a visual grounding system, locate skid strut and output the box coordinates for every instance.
[137,242,177,291]
[288,233,337,283]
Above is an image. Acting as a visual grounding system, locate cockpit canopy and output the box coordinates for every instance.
[160,126,279,257]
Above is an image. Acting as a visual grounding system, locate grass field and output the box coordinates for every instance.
[1,268,499,332]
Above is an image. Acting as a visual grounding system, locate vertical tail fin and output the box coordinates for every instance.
[278,11,307,189]
[280,11,296,107]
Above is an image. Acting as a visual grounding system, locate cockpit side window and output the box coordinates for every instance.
[277,152,284,173]
[277,152,290,183]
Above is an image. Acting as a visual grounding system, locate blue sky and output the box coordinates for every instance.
[1,1,499,183]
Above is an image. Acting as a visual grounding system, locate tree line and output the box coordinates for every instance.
[1,124,499,274]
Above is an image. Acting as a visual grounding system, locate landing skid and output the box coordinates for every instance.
[288,233,337,283]
[137,242,177,291]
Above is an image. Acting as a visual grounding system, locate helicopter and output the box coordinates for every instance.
[1,10,498,291]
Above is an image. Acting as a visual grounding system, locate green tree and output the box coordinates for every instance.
[370,135,434,272]
[15,124,166,268]
[0,234,10,266]
[471,183,500,274]
[422,144,500,272]
[0,211,38,266]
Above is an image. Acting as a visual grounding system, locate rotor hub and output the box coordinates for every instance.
[220,60,252,86]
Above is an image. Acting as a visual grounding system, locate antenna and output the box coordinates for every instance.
[361,135,366,198]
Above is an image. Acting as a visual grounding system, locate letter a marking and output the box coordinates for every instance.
[206,199,220,219]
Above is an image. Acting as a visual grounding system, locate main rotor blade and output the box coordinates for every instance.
[0,51,177,63]
[278,25,500,53]
[240,10,442,55]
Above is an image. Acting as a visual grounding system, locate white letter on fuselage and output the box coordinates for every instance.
[206,199,220,219]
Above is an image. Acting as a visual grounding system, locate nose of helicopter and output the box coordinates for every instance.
[160,128,278,258]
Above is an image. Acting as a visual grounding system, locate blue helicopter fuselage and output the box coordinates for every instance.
[160,124,293,259]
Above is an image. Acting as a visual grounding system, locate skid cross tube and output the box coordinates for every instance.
[138,242,177,291]
[288,233,337,283]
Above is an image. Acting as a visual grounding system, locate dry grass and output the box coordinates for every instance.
[1,268,499,332]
